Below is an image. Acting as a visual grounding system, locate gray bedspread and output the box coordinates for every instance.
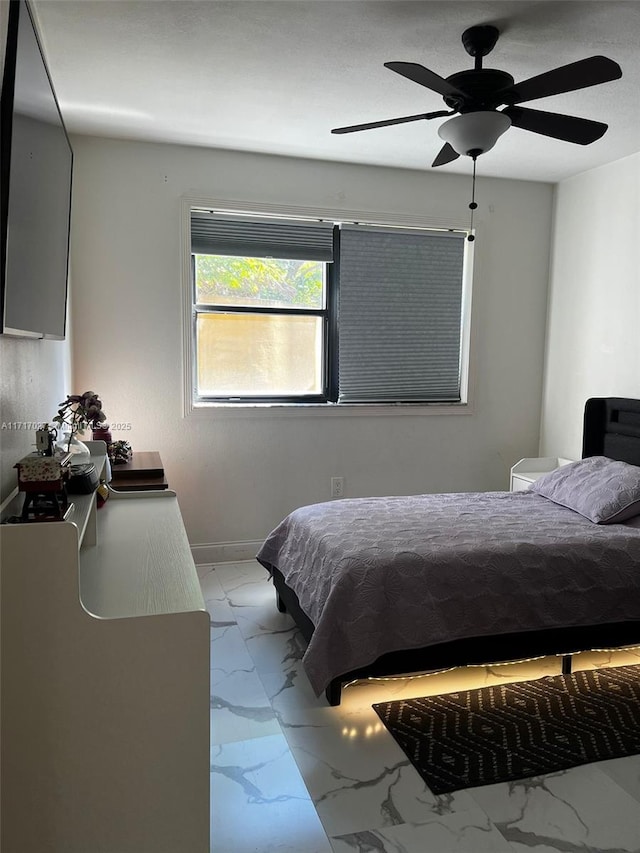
[256,490,640,694]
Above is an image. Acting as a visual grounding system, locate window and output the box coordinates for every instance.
[188,208,471,406]
[191,212,334,402]
[337,225,466,403]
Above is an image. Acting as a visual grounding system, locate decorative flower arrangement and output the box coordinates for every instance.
[109,440,133,465]
[53,391,106,452]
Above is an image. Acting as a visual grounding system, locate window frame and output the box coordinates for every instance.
[191,252,335,404]
[181,198,475,416]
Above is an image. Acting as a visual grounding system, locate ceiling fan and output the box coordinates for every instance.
[331,25,622,167]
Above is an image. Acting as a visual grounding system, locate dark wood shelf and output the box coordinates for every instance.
[109,451,168,492]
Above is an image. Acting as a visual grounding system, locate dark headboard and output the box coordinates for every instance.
[583,397,640,466]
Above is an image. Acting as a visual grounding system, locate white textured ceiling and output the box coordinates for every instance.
[31,0,640,182]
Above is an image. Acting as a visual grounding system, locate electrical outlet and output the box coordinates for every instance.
[331,476,344,498]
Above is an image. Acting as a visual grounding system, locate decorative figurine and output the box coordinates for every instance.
[14,452,71,520]
[35,424,57,456]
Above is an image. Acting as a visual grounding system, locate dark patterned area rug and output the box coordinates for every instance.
[372,665,640,794]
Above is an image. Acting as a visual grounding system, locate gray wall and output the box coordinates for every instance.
[540,151,640,458]
[69,135,554,550]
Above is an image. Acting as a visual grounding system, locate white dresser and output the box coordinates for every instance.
[0,442,210,853]
[510,456,574,492]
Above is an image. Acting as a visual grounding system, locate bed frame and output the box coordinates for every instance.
[272,397,640,705]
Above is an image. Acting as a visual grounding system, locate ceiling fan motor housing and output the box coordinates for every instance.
[443,69,515,111]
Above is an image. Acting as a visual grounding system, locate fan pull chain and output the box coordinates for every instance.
[468,155,477,242]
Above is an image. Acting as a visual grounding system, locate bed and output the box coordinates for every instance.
[256,397,640,705]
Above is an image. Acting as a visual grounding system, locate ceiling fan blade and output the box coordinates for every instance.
[498,56,622,105]
[432,142,460,167]
[384,61,466,98]
[331,110,451,134]
[503,106,608,145]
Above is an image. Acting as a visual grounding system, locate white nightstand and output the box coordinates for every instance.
[510,457,574,492]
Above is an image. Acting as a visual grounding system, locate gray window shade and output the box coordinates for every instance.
[191,213,334,261]
[338,226,465,403]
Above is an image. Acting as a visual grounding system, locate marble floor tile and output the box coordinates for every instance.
[197,562,216,580]
[597,754,640,804]
[469,764,640,852]
[330,807,514,853]
[217,567,283,643]
[260,659,327,714]
[207,598,237,631]
[211,666,281,746]
[210,734,333,853]
[244,622,307,677]
[213,560,268,595]
[210,623,255,681]
[199,565,228,602]
[225,577,274,613]
[233,594,297,642]
[280,704,479,837]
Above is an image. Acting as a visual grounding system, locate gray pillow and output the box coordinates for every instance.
[530,455,640,524]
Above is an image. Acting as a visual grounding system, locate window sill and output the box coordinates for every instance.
[187,401,473,419]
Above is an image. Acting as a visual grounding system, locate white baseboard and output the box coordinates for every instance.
[190,540,263,566]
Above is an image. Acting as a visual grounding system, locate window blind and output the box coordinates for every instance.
[338,226,466,403]
[190,212,334,261]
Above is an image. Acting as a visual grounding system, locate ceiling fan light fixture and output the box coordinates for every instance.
[437,111,512,157]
